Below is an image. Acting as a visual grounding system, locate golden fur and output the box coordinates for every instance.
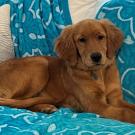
[0,19,135,123]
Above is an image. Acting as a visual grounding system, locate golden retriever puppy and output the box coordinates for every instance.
[0,19,135,123]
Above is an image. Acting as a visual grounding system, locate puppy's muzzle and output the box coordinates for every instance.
[90,52,102,63]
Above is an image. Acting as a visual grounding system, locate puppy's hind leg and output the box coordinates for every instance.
[28,104,57,113]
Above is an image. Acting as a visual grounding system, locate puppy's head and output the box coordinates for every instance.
[55,19,124,70]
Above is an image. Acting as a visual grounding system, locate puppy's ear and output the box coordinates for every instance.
[55,25,77,66]
[99,19,124,59]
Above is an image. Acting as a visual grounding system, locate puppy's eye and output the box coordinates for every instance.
[97,35,105,40]
[79,37,87,43]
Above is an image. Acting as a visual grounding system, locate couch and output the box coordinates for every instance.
[0,0,135,134]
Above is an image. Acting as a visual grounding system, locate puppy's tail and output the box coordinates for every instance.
[0,96,55,109]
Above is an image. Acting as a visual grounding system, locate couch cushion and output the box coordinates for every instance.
[68,0,109,24]
[0,4,14,62]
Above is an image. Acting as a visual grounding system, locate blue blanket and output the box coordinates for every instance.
[0,107,135,135]
[0,0,72,57]
[96,0,135,104]
[0,0,135,134]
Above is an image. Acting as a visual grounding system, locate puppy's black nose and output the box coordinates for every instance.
[91,52,102,63]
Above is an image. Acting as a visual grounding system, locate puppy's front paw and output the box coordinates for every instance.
[122,109,135,124]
